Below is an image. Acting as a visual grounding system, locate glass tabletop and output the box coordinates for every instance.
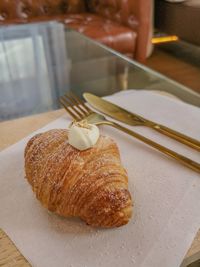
[0,21,199,121]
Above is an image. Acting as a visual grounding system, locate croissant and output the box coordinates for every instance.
[24,129,133,227]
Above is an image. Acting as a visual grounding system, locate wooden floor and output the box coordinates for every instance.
[145,48,200,94]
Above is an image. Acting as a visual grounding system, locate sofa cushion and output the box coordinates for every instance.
[85,0,139,31]
[64,13,137,55]
[0,12,136,56]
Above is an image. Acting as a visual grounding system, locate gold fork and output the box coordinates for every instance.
[60,93,200,174]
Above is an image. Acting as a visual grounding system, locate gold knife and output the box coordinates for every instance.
[83,93,200,151]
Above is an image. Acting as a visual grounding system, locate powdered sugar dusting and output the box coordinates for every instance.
[24,129,132,228]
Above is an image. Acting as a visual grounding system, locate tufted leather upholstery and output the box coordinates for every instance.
[0,0,85,22]
[87,0,139,31]
[64,13,137,56]
[86,0,153,61]
[0,0,152,61]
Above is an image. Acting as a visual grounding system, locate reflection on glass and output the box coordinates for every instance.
[0,23,199,122]
[0,22,69,121]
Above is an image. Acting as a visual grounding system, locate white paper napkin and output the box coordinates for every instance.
[0,90,200,267]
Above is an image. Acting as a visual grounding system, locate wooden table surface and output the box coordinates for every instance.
[0,109,199,266]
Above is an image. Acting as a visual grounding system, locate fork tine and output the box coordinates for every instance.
[68,92,90,116]
[69,92,92,113]
[60,97,81,121]
[64,94,87,118]
[62,95,85,119]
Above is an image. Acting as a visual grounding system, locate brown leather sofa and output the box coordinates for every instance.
[0,0,153,62]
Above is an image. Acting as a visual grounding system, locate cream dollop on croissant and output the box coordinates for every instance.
[68,121,100,150]
[24,129,133,228]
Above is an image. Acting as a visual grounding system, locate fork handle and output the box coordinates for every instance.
[149,123,200,151]
[108,121,200,174]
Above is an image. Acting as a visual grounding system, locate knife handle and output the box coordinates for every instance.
[109,121,200,174]
[149,123,200,151]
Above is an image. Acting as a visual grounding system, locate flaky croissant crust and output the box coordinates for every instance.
[25,129,133,227]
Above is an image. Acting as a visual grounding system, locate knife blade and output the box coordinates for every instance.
[83,92,200,151]
[83,93,147,126]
